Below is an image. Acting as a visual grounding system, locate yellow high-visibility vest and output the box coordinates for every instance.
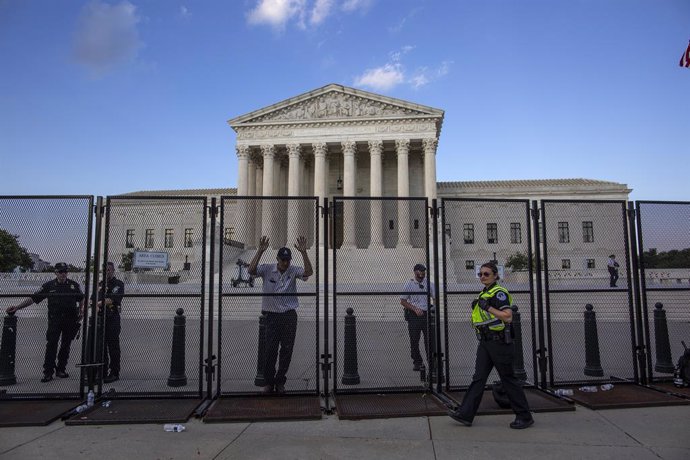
[471,284,512,332]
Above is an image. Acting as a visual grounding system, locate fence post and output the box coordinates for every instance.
[584,304,604,377]
[254,313,267,387]
[0,312,17,385]
[511,305,527,382]
[167,308,187,387]
[653,302,675,374]
[342,308,360,385]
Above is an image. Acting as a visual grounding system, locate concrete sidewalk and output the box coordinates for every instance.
[0,404,688,460]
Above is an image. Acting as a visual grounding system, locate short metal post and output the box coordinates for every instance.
[0,312,18,385]
[254,313,267,386]
[342,308,360,385]
[167,308,187,387]
[511,305,527,382]
[653,303,675,373]
[584,304,604,377]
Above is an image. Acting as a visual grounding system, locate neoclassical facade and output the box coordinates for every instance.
[227,84,444,249]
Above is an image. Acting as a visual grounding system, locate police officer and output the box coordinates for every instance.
[7,262,85,382]
[94,261,125,383]
[400,263,436,372]
[448,261,534,429]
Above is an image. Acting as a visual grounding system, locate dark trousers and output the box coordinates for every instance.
[608,267,619,287]
[43,315,80,375]
[103,313,121,376]
[407,311,435,367]
[456,339,531,422]
[262,310,298,386]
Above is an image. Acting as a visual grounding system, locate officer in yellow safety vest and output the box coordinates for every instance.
[448,261,534,429]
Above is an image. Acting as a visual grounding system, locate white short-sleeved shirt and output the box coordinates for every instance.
[255,263,307,312]
[400,278,435,311]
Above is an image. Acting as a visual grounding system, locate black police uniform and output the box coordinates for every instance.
[31,278,84,377]
[452,283,532,425]
[95,276,125,379]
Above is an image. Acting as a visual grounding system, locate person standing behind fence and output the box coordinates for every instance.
[448,261,534,429]
[248,235,313,394]
[94,261,125,383]
[607,254,620,287]
[6,263,85,382]
[400,263,436,373]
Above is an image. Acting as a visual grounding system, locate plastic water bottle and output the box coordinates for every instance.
[74,404,89,413]
[164,424,186,432]
[579,385,598,393]
[554,389,573,397]
[87,390,95,407]
[600,384,614,391]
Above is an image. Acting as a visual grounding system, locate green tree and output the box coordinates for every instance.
[0,229,34,272]
[505,252,530,272]
[120,251,134,272]
[642,248,690,268]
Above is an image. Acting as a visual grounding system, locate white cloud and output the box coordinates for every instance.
[73,1,142,75]
[341,0,373,13]
[310,0,333,25]
[409,60,453,90]
[354,63,404,91]
[179,5,188,17]
[247,0,306,28]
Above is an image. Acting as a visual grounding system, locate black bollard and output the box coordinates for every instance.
[511,305,527,382]
[342,307,360,385]
[584,304,604,377]
[167,308,188,387]
[653,302,675,373]
[254,313,267,387]
[0,312,18,385]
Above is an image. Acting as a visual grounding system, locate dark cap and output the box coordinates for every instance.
[54,262,68,272]
[277,247,292,261]
[609,254,615,258]
[413,263,426,272]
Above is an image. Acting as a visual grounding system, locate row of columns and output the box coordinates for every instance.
[234,139,438,248]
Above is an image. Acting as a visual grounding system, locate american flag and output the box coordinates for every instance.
[680,41,690,67]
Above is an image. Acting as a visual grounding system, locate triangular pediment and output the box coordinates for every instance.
[228,83,444,127]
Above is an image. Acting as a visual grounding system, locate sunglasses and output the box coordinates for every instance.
[479,271,493,277]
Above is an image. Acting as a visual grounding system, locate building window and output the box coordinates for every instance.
[413,219,419,230]
[558,222,570,243]
[465,260,475,270]
[562,259,571,269]
[583,221,594,243]
[164,229,174,248]
[184,228,193,248]
[224,227,234,244]
[145,229,154,248]
[487,223,497,244]
[586,259,595,269]
[510,223,522,244]
[389,220,395,230]
[125,229,135,248]
[463,224,474,244]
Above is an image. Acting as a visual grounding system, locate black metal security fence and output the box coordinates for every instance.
[540,200,637,387]
[439,198,538,390]
[0,196,94,398]
[216,196,320,397]
[635,201,690,383]
[98,196,208,398]
[331,197,433,395]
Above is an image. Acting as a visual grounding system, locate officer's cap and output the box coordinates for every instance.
[277,247,292,261]
[413,263,426,272]
[54,262,69,272]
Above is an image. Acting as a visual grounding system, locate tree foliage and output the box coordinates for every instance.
[505,252,530,272]
[642,248,690,269]
[0,229,34,272]
[120,251,134,272]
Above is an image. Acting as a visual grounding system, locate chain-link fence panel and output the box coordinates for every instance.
[541,200,637,385]
[0,196,93,397]
[332,197,432,393]
[440,199,536,389]
[217,197,319,396]
[100,196,207,396]
[636,201,690,382]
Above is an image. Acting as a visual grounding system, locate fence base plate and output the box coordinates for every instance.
[65,398,202,425]
[203,395,321,423]
[0,400,80,427]
[335,392,447,420]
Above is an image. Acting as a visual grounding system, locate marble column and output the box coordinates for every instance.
[313,142,327,247]
[342,141,357,247]
[423,138,438,200]
[287,143,302,245]
[234,145,250,247]
[255,162,263,245]
[246,155,257,248]
[260,144,275,241]
[368,140,384,247]
[396,139,411,247]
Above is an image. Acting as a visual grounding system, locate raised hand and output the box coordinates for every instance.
[258,236,270,252]
[294,235,308,253]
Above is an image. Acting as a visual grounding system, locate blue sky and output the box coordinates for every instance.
[1,0,689,201]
